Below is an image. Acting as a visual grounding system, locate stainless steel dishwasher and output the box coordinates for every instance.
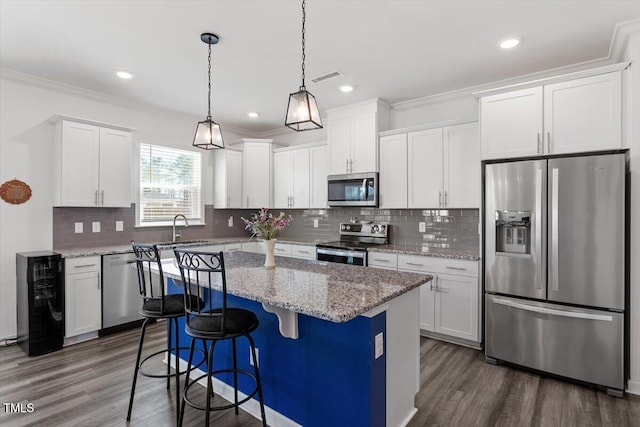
[102,253,143,332]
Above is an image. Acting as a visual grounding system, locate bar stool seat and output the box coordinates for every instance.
[174,248,267,427]
[141,294,203,317]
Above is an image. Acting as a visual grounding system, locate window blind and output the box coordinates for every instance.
[139,143,202,223]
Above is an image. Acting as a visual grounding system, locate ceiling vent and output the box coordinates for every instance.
[311,70,345,84]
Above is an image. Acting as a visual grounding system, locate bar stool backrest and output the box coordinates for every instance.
[131,241,167,315]
[173,249,228,336]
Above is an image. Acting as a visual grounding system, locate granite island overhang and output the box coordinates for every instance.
[152,251,432,427]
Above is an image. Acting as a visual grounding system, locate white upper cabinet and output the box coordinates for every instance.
[241,140,273,209]
[543,72,621,154]
[53,120,132,207]
[443,122,480,208]
[379,133,408,209]
[480,87,543,159]
[480,71,622,160]
[327,100,389,175]
[273,148,310,209]
[309,145,327,208]
[408,128,443,208]
[213,149,242,208]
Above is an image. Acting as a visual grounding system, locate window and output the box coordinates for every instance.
[138,143,202,225]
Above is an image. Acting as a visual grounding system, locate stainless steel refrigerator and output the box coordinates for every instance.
[484,152,626,396]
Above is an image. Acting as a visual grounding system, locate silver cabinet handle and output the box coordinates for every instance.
[438,191,442,207]
[97,271,101,289]
[445,266,466,271]
[291,196,294,207]
[246,196,249,207]
[349,159,353,173]
[537,133,541,154]
[551,167,559,292]
[94,190,98,206]
[346,159,349,173]
[227,196,230,206]
[74,264,97,268]
[535,169,544,290]
[101,190,104,205]
[405,262,424,267]
[547,131,552,153]
[297,250,311,254]
[372,258,390,262]
[493,297,612,321]
[444,190,447,207]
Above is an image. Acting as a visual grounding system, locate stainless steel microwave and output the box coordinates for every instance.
[327,172,378,207]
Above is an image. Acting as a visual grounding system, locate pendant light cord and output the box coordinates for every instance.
[207,36,212,119]
[301,0,306,89]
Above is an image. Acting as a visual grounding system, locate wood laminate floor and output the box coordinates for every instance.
[0,323,638,427]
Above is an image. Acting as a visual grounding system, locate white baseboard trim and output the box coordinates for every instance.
[398,407,418,427]
[627,379,640,395]
[168,356,301,427]
[63,331,99,346]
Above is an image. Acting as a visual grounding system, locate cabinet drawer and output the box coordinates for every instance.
[224,243,242,252]
[291,245,316,260]
[274,243,293,256]
[398,254,477,277]
[241,242,258,253]
[65,256,101,273]
[398,254,433,273]
[368,252,398,269]
[196,245,224,253]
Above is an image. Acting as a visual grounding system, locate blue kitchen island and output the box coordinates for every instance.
[155,251,431,427]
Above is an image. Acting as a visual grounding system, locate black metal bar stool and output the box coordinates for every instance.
[173,248,267,427]
[127,242,204,425]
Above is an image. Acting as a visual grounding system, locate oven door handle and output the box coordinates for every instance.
[316,248,366,259]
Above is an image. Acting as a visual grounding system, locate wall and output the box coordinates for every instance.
[0,73,248,339]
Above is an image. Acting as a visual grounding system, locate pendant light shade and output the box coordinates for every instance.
[193,33,225,150]
[285,0,322,132]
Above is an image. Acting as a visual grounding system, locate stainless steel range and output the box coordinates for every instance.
[316,222,389,266]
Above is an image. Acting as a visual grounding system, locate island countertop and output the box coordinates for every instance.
[156,251,432,323]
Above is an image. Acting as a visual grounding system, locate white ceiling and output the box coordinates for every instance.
[1,1,638,133]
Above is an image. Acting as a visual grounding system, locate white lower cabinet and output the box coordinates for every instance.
[241,241,258,253]
[65,256,102,338]
[396,254,479,344]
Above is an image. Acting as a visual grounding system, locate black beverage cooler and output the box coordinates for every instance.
[16,251,64,356]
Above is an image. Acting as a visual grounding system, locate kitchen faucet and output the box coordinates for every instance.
[172,214,189,243]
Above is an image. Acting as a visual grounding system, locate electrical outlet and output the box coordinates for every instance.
[313,219,319,228]
[92,222,101,233]
[115,221,124,232]
[74,222,83,234]
[375,332,384,359]
[228,216,233,227]
[249,347,259,367]
[419,222,426,232]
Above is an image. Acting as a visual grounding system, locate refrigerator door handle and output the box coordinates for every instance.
[551,167,559,292]
[492,297,613,322]
[535,169,544,290]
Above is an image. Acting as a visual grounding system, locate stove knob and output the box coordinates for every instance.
[346,225,351,231]
[380,225,386,233]
[372,225,379,233]
[341,225,346,231]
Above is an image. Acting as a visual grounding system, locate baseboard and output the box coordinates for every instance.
[627,379,640,395]
[169,356,302,427]
[420,330,482,350]
[63,331,99,346]
[398,407,418,427]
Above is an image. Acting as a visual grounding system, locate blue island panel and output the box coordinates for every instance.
[167,277,386,427]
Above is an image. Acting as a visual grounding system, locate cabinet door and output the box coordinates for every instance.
[99,128,132,207]
[292,148,310,208]
[226,150,243,208]
[351,112,377,173]
[328,117,351,174]
[544,72,621,154]
[65,271,102,337]
[480,87,543,160]
[419,278,435,332]
[273,151,292,208]
[379,134,407,208]
[309,146,327,208]
[59,121,100,206]
[408,128,443,208]
[443,123,480,208]
[243,143,271,208]
[434,273,478,342]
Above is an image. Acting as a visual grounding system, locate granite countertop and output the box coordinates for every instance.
[55,237,333,258]
[156,251,431,323]
[369,244,480,261]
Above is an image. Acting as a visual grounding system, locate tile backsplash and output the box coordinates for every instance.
[53,205,479,254]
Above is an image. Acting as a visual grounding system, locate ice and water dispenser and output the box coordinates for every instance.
[495,211,531,255]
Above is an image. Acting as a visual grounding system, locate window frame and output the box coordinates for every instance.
[135,139,205,228]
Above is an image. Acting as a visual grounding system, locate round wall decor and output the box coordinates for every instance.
[0,179,32,204]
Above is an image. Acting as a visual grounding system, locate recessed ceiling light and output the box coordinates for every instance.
[339,85,354,93]
[116,71,134,79]
[247,112,260,118]
[499,38,521,49]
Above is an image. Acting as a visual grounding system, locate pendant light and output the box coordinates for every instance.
[285,0,322,131]
[193,33,225,150]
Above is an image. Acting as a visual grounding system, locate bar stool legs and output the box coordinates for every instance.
[127,318,149,422]
[247,334,267,426]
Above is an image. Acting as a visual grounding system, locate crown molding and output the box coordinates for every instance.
[608,19,640,62]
